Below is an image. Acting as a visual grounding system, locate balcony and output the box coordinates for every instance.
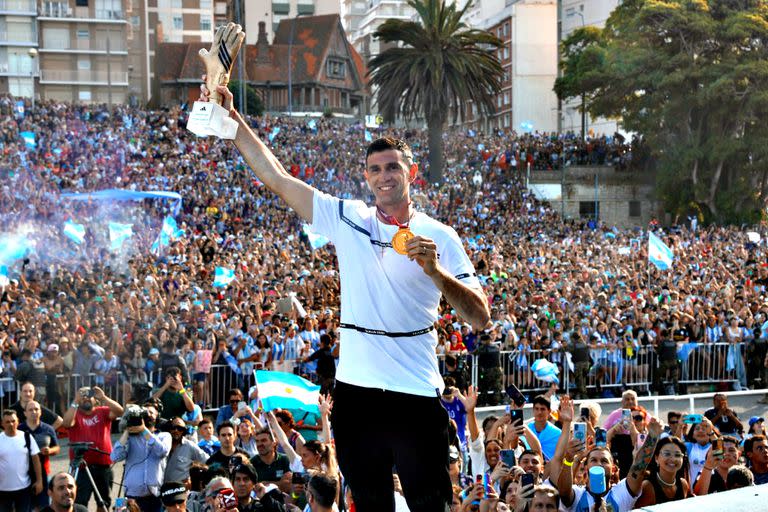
[39,69,129,85]
[0,0,36,14]
[0,30,37,46]
[0,60,34,76]
[39,39,128,54]
[38,4,126,23]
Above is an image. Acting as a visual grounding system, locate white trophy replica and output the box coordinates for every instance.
[187,22,246,140]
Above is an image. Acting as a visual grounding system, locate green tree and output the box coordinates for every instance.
[229,80,265,117]
[556,0,768,223]
[367,0,503,183]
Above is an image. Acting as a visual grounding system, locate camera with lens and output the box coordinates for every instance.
[120,404,150,433]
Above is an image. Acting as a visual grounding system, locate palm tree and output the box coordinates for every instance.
[367,0,503,183]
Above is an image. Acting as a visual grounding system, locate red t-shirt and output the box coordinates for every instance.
[68,406,113,466]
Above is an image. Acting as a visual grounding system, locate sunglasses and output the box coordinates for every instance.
[170,425,186,432]
[633,416,644,421]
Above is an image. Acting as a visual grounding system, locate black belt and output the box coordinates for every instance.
[340,322,434,338]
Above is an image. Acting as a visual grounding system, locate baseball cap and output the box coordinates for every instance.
[47,344,59,352]
[148,348,160,356]
[448,445,460,462]
[749,416,764,427]
[160,482,188,505]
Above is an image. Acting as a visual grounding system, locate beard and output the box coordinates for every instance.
[79,401,94,412]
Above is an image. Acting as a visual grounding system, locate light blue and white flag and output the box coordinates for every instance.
[213,266,236,287]
[531,358,560,384]
[648,232,673,270]
[302,224,330,251]
[0,266,8,288]
[307,119,317,131]
[255,370,320,414]
[0,234,33,265]
[364,130,373,142]
[467,129,476,137]
[151,216,184,254]
[20,131,35,149]
[520,121,534,133]
[268,127,281,142]
[63,221,85,245]
[108,222,133,250]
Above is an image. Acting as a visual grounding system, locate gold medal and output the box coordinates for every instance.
[391,228,414,255]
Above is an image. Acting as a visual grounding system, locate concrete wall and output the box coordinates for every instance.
[530,166,657,227]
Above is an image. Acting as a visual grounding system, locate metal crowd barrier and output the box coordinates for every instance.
[467,342,745,403]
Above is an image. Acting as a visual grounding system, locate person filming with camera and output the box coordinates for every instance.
[62,386,123,512]
[111,404,172,512]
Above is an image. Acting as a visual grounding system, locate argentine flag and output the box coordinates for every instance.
[302,224,330,251]
[108,222,133,250]
[0,266,8,288]
[364,130,372,142]
[268,126,280,143]
[255,370,320,414]
[648,232,673,270]
[151,216,183,254]
[63,221,85,245]
[531,358,560,384]
[213,266,235,287]
[0,235,32,264]
[20,131,35,149]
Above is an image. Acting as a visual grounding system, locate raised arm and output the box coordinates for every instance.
[459,386,481,443]
[550,395,575,494]
[266,411,300,463]
[318,394,333,444]
[204,84,315,223]
[626,417,663,496]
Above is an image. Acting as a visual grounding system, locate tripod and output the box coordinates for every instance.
[68,442,110,511]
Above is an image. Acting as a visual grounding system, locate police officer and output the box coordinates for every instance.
[475,334,502,406]
[654,329,679,395]
[568,333,591,399]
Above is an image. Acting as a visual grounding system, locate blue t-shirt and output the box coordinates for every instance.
[529,420,561,461]
[441,398,467,445]
[198,437,221,456]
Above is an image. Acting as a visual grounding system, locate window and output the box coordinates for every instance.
[201,16,211,31]
[503,91,509,105]
[629,201,641,217]
[76,0,88,5]
[77,29,89,38]
[79,90,92,101]
[173,16,183,29]
[171,0,182,7]
[503,46,509,60]
[200,0,212,7]
[579,201,598,220]
[131,15,139,26]
[78,58,91,69]
[326,59,345,79]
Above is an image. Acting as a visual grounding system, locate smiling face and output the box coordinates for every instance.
[364,149,414,209]
[655,439,685,474]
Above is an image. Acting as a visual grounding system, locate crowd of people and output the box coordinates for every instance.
[0,94,766,511]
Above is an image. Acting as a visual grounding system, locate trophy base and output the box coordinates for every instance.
[187,101,238,140]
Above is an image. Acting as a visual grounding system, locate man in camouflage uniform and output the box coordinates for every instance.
[567,333,591,399]
[475,334,502,406]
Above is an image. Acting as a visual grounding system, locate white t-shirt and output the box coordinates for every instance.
[0,430,40,491]
[566,479,637,512]
[311,191,480,396]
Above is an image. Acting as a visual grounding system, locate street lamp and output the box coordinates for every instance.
[28,47,37,110]
[566,11,587,139]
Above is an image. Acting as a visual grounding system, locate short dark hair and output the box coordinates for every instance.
[216,421,236,435]
[365,137,413,166]
[532,395,551,410]
[254,427,274,441]
[228,388,243,399]
[47,472,74,491]
[667,411,682,421]
[727,464,754,489]
[307,472,339,508]
[1,409,17,419]
[232,463,259,484]
[199,418,213,428]
[164,366,181,378]
[520,449,542,461]
[744,435,767,454]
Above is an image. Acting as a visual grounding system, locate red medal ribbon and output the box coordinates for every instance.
[376,205,411,229]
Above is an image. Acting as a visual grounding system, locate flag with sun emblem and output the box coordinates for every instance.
[255,370,321,414]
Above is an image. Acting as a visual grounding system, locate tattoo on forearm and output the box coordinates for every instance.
[629,433,659,480]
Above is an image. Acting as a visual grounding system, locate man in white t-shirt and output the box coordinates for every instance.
[200,80,491,511]
[0,409,43,510]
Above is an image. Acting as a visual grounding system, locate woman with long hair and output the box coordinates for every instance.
[634,436,691,507]
[235,418,258,457]
[684,417,716,483]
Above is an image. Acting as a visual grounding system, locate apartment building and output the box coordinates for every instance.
[0,0,38,99]
[35,0,130,104]
[560,0,619,136]
[455,0,558,133]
